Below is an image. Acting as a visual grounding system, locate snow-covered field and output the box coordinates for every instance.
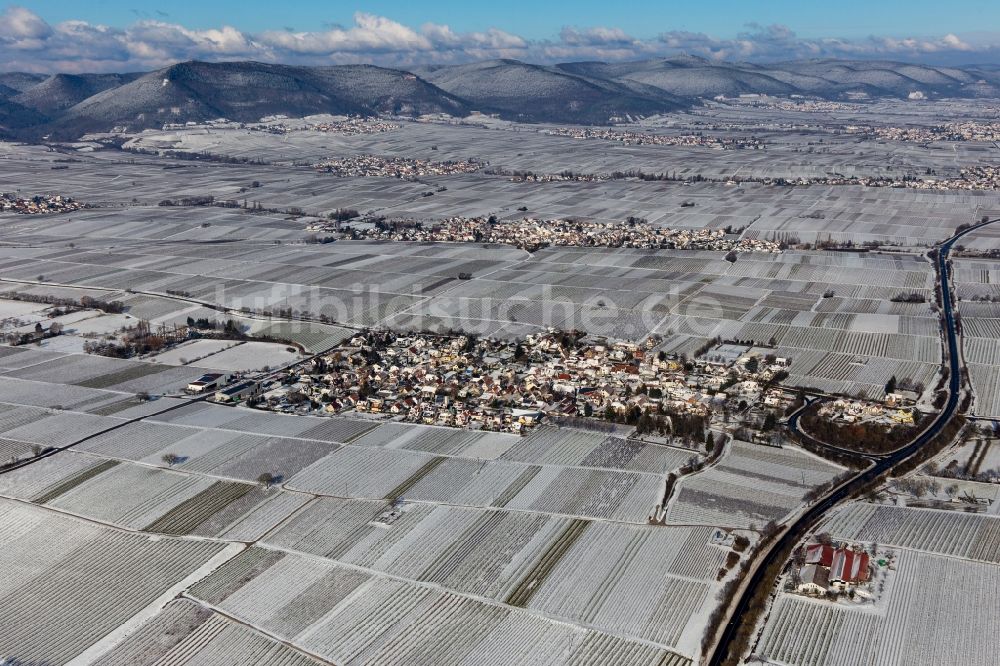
[196,340,303,371]
[818,502,1000,562]
[0,451,312,538]
[666,441,843,528]
[188,545,693,666]
[0,499,226,665]
[148,339,302,370]
[0,102,996,666]
[146,338,237,365]
[0,298,49,320]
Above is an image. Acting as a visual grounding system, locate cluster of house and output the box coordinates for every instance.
[817,395,916,426]
[161,118,235,130]
[538,126,765,149]
[720,97,864,113]
[796,542,873,598]
[311,118,401,135]
[314,154,481,178]
[844,121,1000,143]
[253,329,791,433]
[929,165,1000,191]
[348,216,783,253]
[502,171,610,183]
[727,170,1000,191]
[0,193,83,215]
[240,117,402,136]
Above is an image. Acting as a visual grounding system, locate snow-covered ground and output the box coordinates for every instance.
[147,339,302,371]
[146,338,239,366]
[0,299,49,320]
[195,341,302,371]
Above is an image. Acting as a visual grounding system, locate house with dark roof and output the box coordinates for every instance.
[796,564,830,595]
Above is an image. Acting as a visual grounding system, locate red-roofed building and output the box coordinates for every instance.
[805,543,834,568]
[798,543,871,597]
[830,548,870,585]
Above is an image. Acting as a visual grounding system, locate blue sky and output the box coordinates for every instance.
[2,2,999,73]
[18,0,1000,40]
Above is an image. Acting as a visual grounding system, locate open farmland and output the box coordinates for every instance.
[0,347,225,393]
[0,139,964,401]
[121,119,1000,188]
[666,440,844,528]
[187,545,693,666]
[282,441,666,522]
[97,598,326,666]
[0,499,233,665]
[816,502,1000,562]
[954,256,1000,416]
[1,71,999,666]
[751,474,1000,666]
[263,496,725,655]
[0,448,310,536]
[149,339,304,370]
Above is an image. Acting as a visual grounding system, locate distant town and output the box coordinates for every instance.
[844,121,1000,142]
[315,154,482,178]
[329,215,784,253]
[539,126,766,149]
[0,193,84,215]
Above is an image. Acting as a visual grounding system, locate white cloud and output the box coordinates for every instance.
[423,23,526,50]
[0,6,997,74]
[259,13,432,55]
[657,24,993,62]
[942,33,971,51]
[560,26,636,47]
[0,5,52,42]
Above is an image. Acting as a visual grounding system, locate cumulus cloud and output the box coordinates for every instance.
[559,26,636,47]
[657,23,993,62]
[0,6,997,73]
[259,13,432,55]
[0,5,51,42]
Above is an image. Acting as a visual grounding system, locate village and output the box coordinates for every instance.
[314,154,482,178]
[718,96,865,113]
[331,215,784,253]
[844,120,1000,142]
[0,192,84,214]
[159,115,402,136]
[250,117,401,136]
[310,118,401,135]
[538,126,766,149]
[248,328,793,435]
[728,166,1000,191]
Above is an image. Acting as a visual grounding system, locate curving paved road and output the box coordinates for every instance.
[707,217,997,666]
